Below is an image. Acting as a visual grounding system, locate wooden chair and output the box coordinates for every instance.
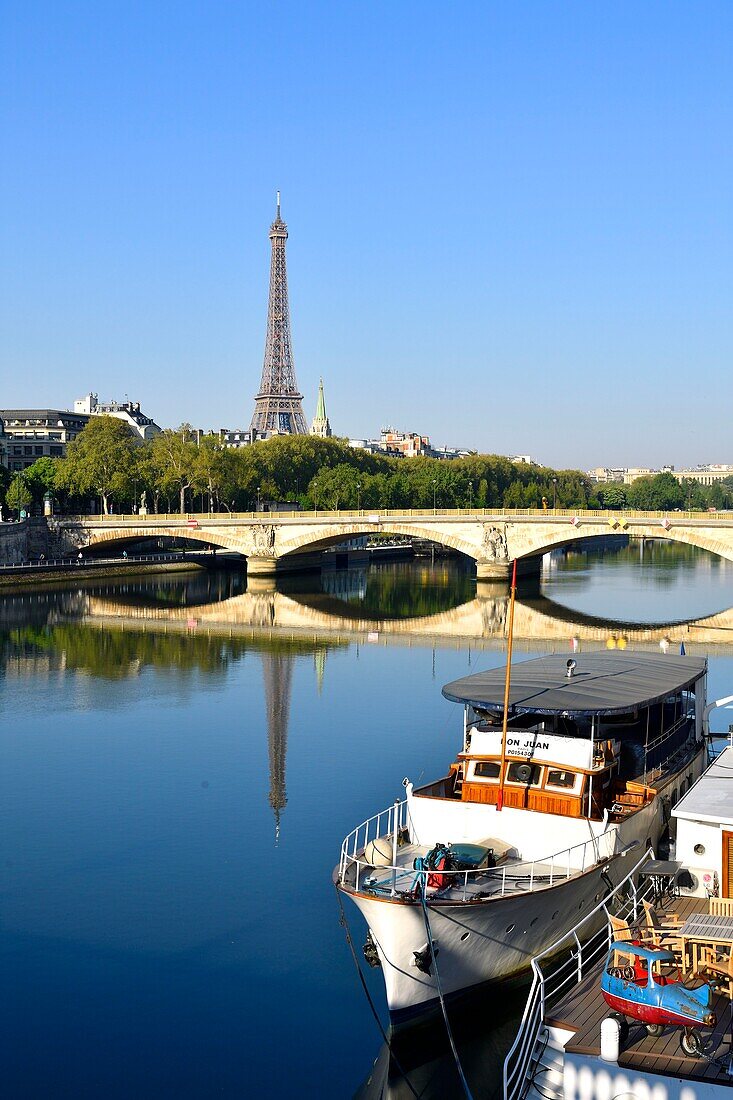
[697,944,733,998]
[642,898,682,927]
[609,913,648,966]
[641,900,684,954]
[709,897,733,917]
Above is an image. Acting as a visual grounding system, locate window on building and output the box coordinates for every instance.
[24,446,32,455]
[35,446,43,455]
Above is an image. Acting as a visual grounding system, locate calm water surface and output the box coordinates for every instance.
[2,542,733,1098]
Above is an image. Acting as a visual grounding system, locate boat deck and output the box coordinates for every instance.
[546,896,733,1088]
[354,842,580,901]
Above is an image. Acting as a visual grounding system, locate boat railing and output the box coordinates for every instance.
[337,798,411,888]
[643,713,692,755]
[502,846,655,1100]
[337,812,616,900]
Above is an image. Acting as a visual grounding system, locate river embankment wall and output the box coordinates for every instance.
[0,561,203,590]
[0,521,29,563]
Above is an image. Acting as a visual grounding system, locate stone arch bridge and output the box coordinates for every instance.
[48,508,733,579]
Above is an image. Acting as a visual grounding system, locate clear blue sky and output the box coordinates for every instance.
[1,2,731,469]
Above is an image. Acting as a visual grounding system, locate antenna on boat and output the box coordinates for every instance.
[497,559,518,812]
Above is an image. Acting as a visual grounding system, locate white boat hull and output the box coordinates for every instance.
[340,753,704,1023]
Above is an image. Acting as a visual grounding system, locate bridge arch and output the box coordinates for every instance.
[511,524,733,566]
[276,522,477,561]
[83,526,249,556]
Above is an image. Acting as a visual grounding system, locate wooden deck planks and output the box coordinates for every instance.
[547,894,732,1087]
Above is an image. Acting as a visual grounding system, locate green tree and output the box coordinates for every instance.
[626,472,685,511]
[307,463,362,509]
[195,435,228,512]
[57,416,139,513]
[598,485,627,510]
[149,426,200,514]
[23,456,61,505]
[6,473,32,514]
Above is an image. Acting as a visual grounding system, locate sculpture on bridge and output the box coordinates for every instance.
[481,524,508,562]
[252,524,277,557]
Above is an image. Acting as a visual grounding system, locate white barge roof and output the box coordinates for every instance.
[442,652,707,716]
[673,745,733,826]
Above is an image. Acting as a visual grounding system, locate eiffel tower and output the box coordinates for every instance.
[249,194,308,435]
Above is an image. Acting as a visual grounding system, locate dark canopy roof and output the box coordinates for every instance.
[442,652,707,716]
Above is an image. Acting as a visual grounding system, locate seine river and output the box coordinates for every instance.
[3,541,733,1098]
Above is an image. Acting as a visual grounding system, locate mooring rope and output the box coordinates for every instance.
[334,887,421,1099]
[417,887,475,1100]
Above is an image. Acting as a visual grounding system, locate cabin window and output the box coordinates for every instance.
[470,760,500,782]
[545,768,579,793]
[506,762,542,786]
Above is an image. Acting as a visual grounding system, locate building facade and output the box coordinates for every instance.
[74,394,161,440]
[349,426,473,460]
[0,396,160,472]
[0,409,90,471]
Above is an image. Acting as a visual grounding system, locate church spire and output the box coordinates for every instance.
[310,378,332,438]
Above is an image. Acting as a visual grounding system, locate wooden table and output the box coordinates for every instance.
[678,912,733,976]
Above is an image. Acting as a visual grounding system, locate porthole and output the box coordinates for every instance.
[460,931,471,942]
[694,843,706,856]
[505,923,515,934]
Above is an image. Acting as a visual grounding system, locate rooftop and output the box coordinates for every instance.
[0,409,88,420]
[673,744,733,826]
[442,652,708,716]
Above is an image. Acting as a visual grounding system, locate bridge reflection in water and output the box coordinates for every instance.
[66,573,733,652]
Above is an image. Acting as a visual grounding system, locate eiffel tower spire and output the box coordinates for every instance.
[249,194,308,435]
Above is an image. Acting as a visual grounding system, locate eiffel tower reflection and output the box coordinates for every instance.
[261,652,293,844]
[260,647,328,842]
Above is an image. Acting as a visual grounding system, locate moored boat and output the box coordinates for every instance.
[505,743,733,1100]
[335,651,710,1024]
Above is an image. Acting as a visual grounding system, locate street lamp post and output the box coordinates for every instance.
[314,480,318,513]
[256,486,261,512]
[356,482,361,513]
[552,477,558,510]
[469,481,474,509]
[432,479,437,515]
